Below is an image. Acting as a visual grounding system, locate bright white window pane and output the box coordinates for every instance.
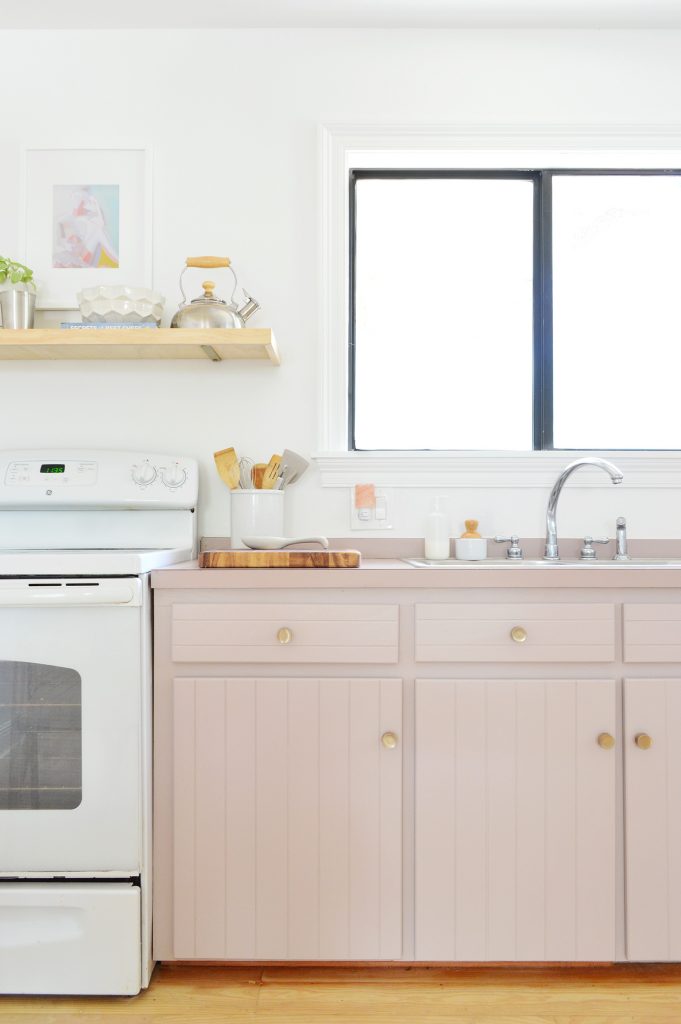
[353,177,534,450]
[553,174,681,449]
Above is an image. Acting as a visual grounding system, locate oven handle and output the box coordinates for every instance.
[0,581,140,606]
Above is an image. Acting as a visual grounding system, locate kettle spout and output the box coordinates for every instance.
[238,293,260,323]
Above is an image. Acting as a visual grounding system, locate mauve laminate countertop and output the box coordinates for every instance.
[151,558,681,590]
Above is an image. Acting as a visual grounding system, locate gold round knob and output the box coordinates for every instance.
[202,280,216,295]
[510,626,527,644]
[635,732,653,750]
[277,627,293,645]
[381,731,398,749]
[597,732,615,749]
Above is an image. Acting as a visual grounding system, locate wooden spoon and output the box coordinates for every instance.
[261,454,282,489]
[213,447,241,490]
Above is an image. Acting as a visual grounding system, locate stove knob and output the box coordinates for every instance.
[132,461,157,487]
[162,462,187,489]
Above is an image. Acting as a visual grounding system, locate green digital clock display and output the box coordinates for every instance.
[40,464,66,474]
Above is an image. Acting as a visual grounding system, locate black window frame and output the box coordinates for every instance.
[349,167,681,452]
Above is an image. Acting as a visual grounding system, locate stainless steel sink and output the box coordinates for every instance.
[403,557,681,569]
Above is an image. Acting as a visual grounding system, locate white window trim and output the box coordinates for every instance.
[316,121,681,487]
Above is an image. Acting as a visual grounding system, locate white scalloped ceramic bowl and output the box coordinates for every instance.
[77,286,165,325]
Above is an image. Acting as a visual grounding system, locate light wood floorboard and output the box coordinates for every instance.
[1,964,681,1023]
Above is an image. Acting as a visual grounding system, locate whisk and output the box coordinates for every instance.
[238,457,255,490]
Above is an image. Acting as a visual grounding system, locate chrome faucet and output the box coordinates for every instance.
[544,458,624,561]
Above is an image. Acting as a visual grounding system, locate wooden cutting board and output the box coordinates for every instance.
[199,549,361,569]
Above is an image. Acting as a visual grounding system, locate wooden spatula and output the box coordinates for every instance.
[252,463,267,489]
[261,454,282,489]
[214,447,241,490]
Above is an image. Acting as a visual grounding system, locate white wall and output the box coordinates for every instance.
[2,28,681,541]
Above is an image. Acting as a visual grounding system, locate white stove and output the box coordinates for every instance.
[0,450,198,996]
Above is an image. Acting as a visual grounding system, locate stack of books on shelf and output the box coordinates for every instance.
[60,322,159,330]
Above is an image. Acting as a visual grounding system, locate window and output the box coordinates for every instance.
[350,169,681,451]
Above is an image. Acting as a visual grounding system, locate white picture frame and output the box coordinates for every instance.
[20,145,152,310]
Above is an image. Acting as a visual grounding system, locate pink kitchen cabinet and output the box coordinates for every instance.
[152,582,681,965]
[415,678,617,961]
[169,676,403,960]
[624,678,681,961]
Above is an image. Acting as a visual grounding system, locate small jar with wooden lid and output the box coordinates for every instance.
[454,519,488,561]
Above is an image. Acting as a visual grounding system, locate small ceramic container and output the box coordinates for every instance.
[231,489,285,549]
[454,537,488,560]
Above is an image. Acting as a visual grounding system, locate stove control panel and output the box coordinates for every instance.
[0,450,198,509]
[5,460,98,487]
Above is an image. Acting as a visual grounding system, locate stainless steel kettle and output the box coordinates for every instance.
[170,256,260,329]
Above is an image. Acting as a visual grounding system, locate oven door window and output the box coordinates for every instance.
[0,661,82,810]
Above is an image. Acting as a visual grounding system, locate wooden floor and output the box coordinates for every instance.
[2,963,681,1023]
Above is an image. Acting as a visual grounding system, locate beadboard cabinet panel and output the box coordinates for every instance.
[624,678,681,961]
[171,676,403,961]
[415,678,617,961]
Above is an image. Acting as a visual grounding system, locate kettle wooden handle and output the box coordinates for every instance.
[186,256,231,269]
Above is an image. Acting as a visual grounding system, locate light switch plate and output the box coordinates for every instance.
[349,488,393,530]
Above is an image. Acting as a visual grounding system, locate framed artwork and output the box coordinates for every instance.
[21,146,152,310]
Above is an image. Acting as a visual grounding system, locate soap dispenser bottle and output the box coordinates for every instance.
[424,498,451,560]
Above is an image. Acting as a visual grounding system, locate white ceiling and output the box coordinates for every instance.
[7,0,681,30]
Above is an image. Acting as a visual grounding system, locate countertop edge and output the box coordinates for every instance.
[151,560,681,589]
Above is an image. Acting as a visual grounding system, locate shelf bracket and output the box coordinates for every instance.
[200,345,222,362]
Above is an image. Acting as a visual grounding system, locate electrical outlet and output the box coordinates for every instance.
[349,488,393,530]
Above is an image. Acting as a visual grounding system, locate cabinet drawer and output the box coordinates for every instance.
[415,603,615,662]
[172,603,399,664]
[624,605,681,662]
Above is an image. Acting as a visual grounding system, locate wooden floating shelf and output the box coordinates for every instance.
[0,328,280,364]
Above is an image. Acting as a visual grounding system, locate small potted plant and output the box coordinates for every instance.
[0,256,36,328]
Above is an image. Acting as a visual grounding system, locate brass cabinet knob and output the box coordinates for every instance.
[381,731,398,749]
[277,627,293,645]
[635,733,653,750]
[597,732,615,749]
[510,626,527,644]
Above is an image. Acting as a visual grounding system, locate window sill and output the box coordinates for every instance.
[313,450,681,488]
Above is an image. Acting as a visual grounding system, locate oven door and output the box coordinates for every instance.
[0,577,144,874]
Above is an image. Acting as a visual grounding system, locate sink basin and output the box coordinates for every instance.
[403,557,681,569]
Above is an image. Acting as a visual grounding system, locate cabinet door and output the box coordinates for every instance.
[172,676,402,960]
[415,678,616,961]
[624,678,681,961]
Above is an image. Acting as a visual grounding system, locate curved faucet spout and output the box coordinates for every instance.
[544,457,624,561]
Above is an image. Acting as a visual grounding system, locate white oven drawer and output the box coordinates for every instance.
[0,882,141,995]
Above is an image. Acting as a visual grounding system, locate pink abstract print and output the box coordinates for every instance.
[52,185,120,269]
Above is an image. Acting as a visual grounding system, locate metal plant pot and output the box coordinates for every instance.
[0,287,36,329]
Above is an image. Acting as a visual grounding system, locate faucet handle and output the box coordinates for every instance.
[580,536,610,560]
[493,535,523,560]
[614,516,630,561]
